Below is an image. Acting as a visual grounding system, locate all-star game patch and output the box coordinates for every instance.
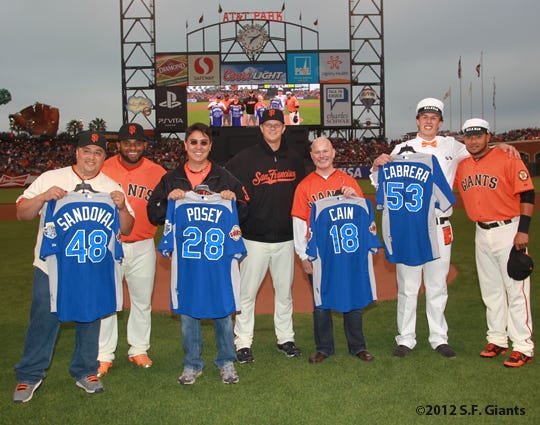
[518,169,529,181]
[229,224,242,241]
[43,222,57,239]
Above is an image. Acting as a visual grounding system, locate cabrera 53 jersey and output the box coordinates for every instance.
[39,191,124,322]
[376,153,455,265]
[307,196,380,312]
[158,192,246,319]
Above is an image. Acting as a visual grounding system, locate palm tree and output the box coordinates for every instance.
[66,119,83,138]
[89,118,107,133]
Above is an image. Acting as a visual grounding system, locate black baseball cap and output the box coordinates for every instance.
[261,109,284,124]
[507,247,534,280]
[118,123,147,141]
[77,131,107,151]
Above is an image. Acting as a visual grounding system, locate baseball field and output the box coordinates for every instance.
[0,182,538,424]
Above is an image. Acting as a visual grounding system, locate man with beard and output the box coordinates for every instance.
[97,123,166,377]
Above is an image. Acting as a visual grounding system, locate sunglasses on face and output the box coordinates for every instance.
[188,139,210,146]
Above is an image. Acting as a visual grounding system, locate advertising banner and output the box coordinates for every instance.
[322,84,352,127]
[319,51,351,84]
[155,86,187,132]
[287,53,319,84]
[221,63,286,85]
[156,53,188,86]
[188,54,221,86]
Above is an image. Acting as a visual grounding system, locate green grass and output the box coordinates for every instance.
[0,188,24,203]
[1,209,539,424]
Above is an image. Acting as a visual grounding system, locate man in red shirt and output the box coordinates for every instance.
[455,118,534,368]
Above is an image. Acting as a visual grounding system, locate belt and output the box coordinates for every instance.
[436,217,450,225]
[477,219,513,230]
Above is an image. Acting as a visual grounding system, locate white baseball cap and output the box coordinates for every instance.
[416,98,444,117]
[462,118,490,135]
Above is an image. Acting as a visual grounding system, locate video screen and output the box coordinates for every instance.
[187,84,321,127]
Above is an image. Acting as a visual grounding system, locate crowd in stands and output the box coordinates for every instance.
[1,127,538,176]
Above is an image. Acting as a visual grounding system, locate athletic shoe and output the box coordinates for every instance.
[277,341,302,357]
[13,380,43,403]
[435,344,457,359]
[129,354,153,368]
[236,347,254,363]
[220,363,239,384]
[503,351,533,368]
[480,343,508,358]
[392,345,412,358]
[76,375,104,393]
[97,361,113,377]
[178,368,202,385]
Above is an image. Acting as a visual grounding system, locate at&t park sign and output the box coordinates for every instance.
[221,11,284,22]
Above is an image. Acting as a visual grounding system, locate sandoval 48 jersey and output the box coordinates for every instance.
[158,192,246,319]
[376,153,455,266]
[39,191,124,323]
[307,195,380,312]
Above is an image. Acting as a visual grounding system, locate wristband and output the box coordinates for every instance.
[517,215,531,233]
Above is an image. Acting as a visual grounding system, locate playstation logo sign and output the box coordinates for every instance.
[159,91,182,108]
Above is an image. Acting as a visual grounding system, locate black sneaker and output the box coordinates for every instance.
[236,347,254,363]
[277,341,302,357]
[392,345,412,358]
[435,344,456,359]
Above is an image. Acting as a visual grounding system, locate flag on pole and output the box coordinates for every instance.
[185,20,188,29]
[218,3,222,13]
[476,63,481,77]
[313,18,319,26]
[281,2,286,12]
[198,14,204,23]
[443,86,451,100]
[458,57,462,79]
[492,78,496,108]
[299,12,302,21]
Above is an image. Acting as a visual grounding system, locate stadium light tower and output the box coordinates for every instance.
[349,0,385,142]
[120,0,156,127]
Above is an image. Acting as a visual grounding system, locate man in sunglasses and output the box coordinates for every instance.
[226,109,306,363]
[147,122,249,385]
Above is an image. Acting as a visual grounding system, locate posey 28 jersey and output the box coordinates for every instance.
[158,192,246,319]
[39,191,124,322]
[376,153,455,266]
[307,196,380,312]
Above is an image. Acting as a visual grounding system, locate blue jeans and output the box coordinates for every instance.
[308,274,367,356]
[180,314,236,371]
[14,268,100,383]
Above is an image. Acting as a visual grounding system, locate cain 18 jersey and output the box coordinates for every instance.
[307,195,380,312]
[158,192,246,319]
[376,153,455,266]
[39,191,124,322]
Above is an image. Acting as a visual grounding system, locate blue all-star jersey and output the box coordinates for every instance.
[40,191,124,322]
[158,192,246,319]
[307,195,380,312]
